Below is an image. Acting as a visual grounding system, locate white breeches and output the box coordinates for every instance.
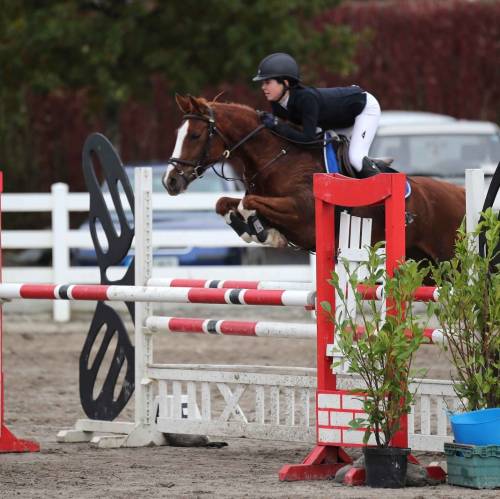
[335,92,381,172]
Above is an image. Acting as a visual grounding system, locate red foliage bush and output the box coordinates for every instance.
[26,0,500,193]
[26,89,102,192]
[321,0,500,121]
[118,79,262,165]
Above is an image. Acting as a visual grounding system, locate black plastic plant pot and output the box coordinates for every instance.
[363,446,411,488]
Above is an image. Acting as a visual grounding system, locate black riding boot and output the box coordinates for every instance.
[357,157,382,178]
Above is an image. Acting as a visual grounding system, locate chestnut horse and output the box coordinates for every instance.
[163,95,465,264]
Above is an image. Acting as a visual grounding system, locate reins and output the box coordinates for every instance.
[245,147,289,189]
[269,128,328,147]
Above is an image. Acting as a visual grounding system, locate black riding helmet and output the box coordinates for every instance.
[252,53,300,83]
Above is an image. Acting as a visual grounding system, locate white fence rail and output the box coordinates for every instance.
[2,184,312,321]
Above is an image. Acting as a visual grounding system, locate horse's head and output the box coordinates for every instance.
[163,95,229,195]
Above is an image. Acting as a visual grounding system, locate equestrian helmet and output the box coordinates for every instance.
[252,53,300,82]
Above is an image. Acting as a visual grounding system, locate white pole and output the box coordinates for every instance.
[465,169,485,251]
[52,183,70,322]
[134,168,154,432]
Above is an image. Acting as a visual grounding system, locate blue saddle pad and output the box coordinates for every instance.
[405,181,411,198]
[323,132,339,174]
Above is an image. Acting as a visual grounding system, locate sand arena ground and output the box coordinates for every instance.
[1,302,498,498]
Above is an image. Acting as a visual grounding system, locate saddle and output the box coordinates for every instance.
[324,132,394,178]
[324,132,412,200]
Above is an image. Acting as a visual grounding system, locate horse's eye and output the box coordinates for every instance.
[190,133,201,140]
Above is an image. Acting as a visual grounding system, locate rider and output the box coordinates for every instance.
[253,52,383,178]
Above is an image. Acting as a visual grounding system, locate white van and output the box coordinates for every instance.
[371,119,500,185]
[378,110,456,127]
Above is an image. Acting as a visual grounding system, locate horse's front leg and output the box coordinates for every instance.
[237,195,292,248]
[216,196,260,244]
[243,194,315,249]
[215,196,241,216]
[215,196,286,247]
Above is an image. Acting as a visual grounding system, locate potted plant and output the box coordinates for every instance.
[322,243,430,488]
[429,209,500,489]
[430,209,499,415]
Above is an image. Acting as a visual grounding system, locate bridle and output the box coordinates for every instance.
[167,106,265,182]
[167,104,339,189]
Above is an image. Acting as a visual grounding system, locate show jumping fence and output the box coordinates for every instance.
[0,133,492,482]
[52,160,476,463]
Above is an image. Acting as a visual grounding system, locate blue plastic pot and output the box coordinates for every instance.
[450,408,500,445]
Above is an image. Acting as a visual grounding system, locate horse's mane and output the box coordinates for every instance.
[210,100,258,120]
[209,99,317,157]
[214,101,255,113]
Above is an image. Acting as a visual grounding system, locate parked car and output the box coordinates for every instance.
[371,119,500,188]
[378,110,456,127]
[72,164,245,266]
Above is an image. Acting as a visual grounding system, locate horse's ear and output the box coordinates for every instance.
[188,96,209,115]
[175,94,192,114]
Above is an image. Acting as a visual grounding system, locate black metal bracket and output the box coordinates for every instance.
[479,161,500,270]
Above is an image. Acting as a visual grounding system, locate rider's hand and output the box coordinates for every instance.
[259,112,278,129]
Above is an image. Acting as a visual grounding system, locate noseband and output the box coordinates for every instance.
[167,106,265,182]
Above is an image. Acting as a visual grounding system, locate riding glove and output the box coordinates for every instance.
[260,112,278,129]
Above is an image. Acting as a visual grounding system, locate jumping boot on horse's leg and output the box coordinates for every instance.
[247,214,269,243]
[244,211,287,247]
[224,211,255,244]
[357,156,382,178]
[239,200,289,248]
[224,209,272,245]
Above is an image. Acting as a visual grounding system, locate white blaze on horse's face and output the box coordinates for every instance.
[163,121,189,195]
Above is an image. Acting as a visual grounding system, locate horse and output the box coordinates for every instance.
[163,95,466,265]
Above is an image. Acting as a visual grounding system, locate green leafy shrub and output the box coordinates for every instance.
[430,209,500,411]
[322,243,430,447]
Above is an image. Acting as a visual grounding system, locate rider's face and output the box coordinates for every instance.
[261,79,286,102]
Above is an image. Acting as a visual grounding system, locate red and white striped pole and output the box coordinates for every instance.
[147,279,441,303]
[146,316,316,339]
[0,283,316,307]
[145,316,444,343]
[356,284,439,302]
[147,278,312,290]
[340,324,444,344]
